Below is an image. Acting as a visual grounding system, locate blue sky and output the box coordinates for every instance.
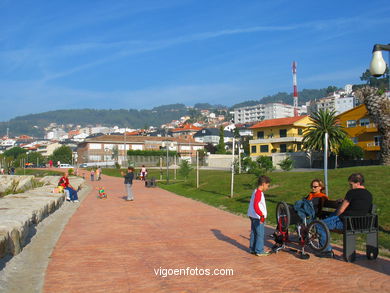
[1,0,389,121]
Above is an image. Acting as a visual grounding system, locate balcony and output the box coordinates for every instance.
[366,142,381,151]
[250,135,303,144]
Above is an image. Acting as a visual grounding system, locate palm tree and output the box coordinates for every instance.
[355,86,390,165]
[303,109,346,152]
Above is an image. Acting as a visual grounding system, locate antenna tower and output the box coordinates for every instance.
[292,61,299,117]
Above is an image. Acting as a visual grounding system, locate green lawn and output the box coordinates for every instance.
[103,165,390,256]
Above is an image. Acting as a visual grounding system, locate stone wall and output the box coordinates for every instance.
[0,176,85,259]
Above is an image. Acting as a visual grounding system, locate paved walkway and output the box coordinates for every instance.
[44,174,390,293]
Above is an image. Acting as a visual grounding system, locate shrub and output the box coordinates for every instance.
[178,160,192,181]
[278,157,294,171]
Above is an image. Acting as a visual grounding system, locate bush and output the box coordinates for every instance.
[68,168,74,175]
[338,138,364,160]
[115,162,121,169]
[278,157,294,171]
[256,156,274,172]
[178,160,192,181]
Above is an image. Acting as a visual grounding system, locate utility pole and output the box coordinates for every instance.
[196,150,199,188]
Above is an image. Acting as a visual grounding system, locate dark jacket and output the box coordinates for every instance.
[124,172,134,184]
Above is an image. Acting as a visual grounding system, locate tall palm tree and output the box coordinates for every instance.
[303,109,346,152]
[355,86,390,165]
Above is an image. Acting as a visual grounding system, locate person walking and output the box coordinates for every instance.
[121,167,134,201]
[247,175,271,256]
[90,169,95,181]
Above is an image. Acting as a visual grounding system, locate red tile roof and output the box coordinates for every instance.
[171,124,203,132]
[250,116,308,129]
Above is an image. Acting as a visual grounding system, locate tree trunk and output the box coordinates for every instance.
[355,86,390,165]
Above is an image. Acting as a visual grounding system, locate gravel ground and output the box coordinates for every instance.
[0,183,91,293]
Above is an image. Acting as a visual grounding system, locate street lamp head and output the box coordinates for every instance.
[370,50,386,77]
[369,44,390,77]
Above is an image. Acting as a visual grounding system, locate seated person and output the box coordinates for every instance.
[306,179,328,201]
[59,172,80,203]
[317,173,373,258]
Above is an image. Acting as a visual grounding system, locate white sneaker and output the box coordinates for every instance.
[73,200,80,203]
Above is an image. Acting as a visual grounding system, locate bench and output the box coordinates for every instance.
[145,177,157,188]
[318,199,379,262]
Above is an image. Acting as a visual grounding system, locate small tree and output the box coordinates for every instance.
[112,145,119,163]
[49,145,73,165]
[3,147,27,160]
[178,160,192,182]
[278,157,294,171]
[216,126,226,154]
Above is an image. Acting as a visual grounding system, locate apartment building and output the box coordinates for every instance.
[77,135,205,165]
[234,102,304,124]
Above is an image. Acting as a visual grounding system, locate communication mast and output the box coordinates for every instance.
[292,61,299,117]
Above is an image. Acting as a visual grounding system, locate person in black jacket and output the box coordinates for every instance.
[121,167,134,201]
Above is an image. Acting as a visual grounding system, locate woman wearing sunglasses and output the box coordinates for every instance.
[306,179,328,201]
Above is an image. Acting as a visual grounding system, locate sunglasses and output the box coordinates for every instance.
[311,185,320,188]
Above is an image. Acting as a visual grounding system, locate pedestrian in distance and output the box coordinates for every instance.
[247,175,271,256]
[121,167,134,201]
[90,169,95,181]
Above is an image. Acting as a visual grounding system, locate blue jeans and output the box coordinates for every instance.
[319,215,343,251]
[249,217,265,254]
[66,187,78,201]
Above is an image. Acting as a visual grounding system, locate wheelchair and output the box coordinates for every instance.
[272,201,330,259]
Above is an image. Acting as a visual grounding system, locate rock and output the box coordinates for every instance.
[0,175,85,259]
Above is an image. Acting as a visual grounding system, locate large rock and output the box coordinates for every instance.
[0,175,35,194]
[0,176,85,258]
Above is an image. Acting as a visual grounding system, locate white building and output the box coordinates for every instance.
[45,128,68,140]
[234,103,304,124]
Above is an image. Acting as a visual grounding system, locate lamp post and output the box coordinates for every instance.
[370,43,390,92]
[162,141,170,184]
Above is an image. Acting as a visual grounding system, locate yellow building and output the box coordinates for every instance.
[249,116,311,157]
[337,104,381,160]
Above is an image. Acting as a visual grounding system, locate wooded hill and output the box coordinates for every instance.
[0,86,342,137]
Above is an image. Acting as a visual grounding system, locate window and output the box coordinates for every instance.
[251,145,257,153]
[360,118,370,127]
[298,129,303,135]
[89,143,102,150]
[280,144,287,153]
[347,120,357,128]
[260,145,269,153]
[257,131,264,139]
[374,136,382,146]
[279,129,287,138]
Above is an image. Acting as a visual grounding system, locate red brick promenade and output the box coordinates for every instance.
[44,174,390,292]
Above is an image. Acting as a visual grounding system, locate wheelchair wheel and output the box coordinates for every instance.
[366,246,378,260]
[307,220,330,253]
[276,201,290,233]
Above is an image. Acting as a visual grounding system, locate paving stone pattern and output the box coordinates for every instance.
[44,175,390,293]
